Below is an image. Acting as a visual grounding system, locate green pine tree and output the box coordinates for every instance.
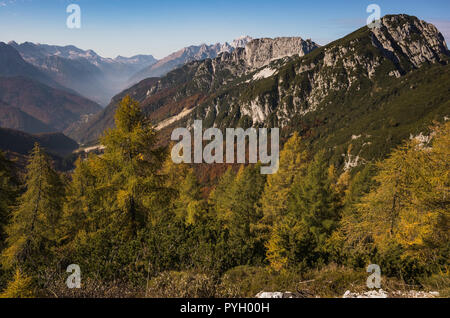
[267,151,340,270]
[289,151,340,247]
[227,164,267,265]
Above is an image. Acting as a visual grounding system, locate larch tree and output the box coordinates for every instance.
[355,122,450,273]
[326,164,377,266]
[162,157,206,225]
[258,133,308,237]
[99,95,167,238]
[208,167,236,224]
[2,144,64,270]
[61,156,103,244]
[289,151,340,249]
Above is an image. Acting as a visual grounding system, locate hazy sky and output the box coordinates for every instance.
[1,0,449,59]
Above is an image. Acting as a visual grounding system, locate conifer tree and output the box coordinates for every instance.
[266,151,340,270]
[162,157,206,225]
[208,167,236,223]
[289,151,340,248]
[99,95,167,238]
[354,122,450,274]
[2,144,64,269]
[259,132,308,230]
[227,164,266,265]
[0,151,16,251]
[265,214,312,271]
[61,156,101,242]
[325,164,376,265]
[0,269,34,298]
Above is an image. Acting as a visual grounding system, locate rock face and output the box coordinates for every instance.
[371,15,448,69]
[243,37,319,69]
[212,37,319,72]
[231,36,254,49]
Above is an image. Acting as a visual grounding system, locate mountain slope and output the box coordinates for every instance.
[0,76,102,133]
[0,127,78,157]
[70,37,319,143]
[0,100,54,134]
[186,14,449,167]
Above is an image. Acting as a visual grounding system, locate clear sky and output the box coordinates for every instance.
[1,0,449,59]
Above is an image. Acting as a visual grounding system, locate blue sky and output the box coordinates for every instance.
[1,0,449,59]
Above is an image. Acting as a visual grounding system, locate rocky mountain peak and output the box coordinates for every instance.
[370,14,449,70]
[231,35,253,48]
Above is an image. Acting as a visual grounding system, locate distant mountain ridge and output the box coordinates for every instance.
[8,41,158,105]
[0,42,73,93]
[8,41,157,67]
[128,36,254,84]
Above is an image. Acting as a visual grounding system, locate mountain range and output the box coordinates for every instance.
[69,36,320,144]
[8,41,158,105]
[69,15,449,172]
[129,36,254,84]
[0,35,257,156]
[0,42,71,93]
[0,14,448,174]
[7,36,255,106]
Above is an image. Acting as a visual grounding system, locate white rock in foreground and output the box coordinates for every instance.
[343,289,440,298]
[256,292,297,298]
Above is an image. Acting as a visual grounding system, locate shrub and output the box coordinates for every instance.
[147,271,216,298]
[217,266,302,298]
